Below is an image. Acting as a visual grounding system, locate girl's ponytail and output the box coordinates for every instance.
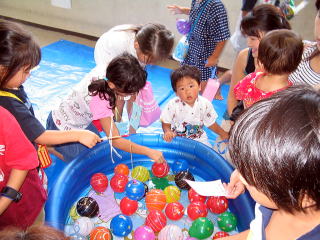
[88,79,116,109]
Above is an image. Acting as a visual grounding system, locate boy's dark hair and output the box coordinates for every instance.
[0,21,41,88]
[258,29,303,74]
[0,225,69,240]
[241,4,291,38]
[134,23,174,63]
[170,65,201,92]
[88,53,147,109]
[229,85,320,213]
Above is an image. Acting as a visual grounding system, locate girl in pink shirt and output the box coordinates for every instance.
[234,29,303,109]
[48,53,164,163]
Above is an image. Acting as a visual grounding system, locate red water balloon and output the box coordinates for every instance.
[187,201,208,220]
[213,231,230,239]
[165,202,184,221]
[90,173,108,193]
[207,196,228,214]
[188,188,207,203]
[151,162,170,178]
[110,174,128,193]
[120,197,138,216]
[145,210,167,233]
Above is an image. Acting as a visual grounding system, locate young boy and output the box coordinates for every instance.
[226,86,320,239]
[160,65,228,146]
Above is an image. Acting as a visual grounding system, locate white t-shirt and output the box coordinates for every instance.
[52,65,110,130]
[160,96,218,146]
[94,24,137,67]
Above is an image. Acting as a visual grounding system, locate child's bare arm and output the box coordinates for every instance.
[35,130,101,148]
[220,230,250,240]
[0,169,28,215]
[100,117,165,163]
[208,122,229,141]
[205,40,227,67]
[167,5,190,15]
[162,122,176,142]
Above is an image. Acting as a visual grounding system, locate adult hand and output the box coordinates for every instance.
[167,5,185,15]
[163,131,176,142]
[78,130,101,148]
[225,169,245,199]
[147,149,165,163]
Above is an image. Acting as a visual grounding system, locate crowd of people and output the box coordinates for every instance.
[0,0,319,239]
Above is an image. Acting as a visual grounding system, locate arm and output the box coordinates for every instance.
[227,48,249,116]
[100,117,164,163]
[205,40,227,67]
[0,169,28,215]
[35,130,101,148]
[161,122,176,142]
[220,230,250,240]
[167,5,190,15]
[208,122,229,141]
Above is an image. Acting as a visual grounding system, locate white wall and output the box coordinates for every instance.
[0,0,314,69]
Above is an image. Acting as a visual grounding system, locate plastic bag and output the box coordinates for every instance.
[172,35,189,62]
[137,81,161,127]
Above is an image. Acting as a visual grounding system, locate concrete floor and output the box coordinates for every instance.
[17,0,316,70]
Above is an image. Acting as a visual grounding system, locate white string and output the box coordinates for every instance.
[130,141,134,170]
[109,120,122,163]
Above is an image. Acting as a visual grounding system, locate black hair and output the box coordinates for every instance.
[170,65,201,92]
[241,4,291,38]
[229,85,320,213]
[0,20,41,88]
[134,23,174,62]
[88,53,147,109]
[258,29,303,74]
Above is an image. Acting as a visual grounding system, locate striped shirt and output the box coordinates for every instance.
[289,42,320,86]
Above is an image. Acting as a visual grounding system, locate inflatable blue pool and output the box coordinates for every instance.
[45,134,255,233]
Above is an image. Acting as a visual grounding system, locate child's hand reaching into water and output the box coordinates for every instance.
[163,131,176,142]
[77,130,101,148]
[146,149,165,163]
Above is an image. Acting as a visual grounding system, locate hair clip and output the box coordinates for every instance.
[103,77,108,81]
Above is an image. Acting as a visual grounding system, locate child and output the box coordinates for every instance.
[94,23,174,124]
[226,86,320,239]
[234,29,303,109]
[167,0,230,94]
[161,65,228,147]
[0,21,101,160]
[0,107,46,230]
[47,53,165,163]
[0,225,68,240]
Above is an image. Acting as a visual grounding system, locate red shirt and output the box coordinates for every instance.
[234,72,293,108]
[0,107,47,230]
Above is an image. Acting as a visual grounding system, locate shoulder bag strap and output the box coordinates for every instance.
[187,0,211,41]
[0,90,23,103]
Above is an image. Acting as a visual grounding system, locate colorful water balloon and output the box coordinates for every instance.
[110,214,133,237]
[188,217,214,240]
[90,173,108,193]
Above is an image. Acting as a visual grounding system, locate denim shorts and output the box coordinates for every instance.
[46,112,101,162]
